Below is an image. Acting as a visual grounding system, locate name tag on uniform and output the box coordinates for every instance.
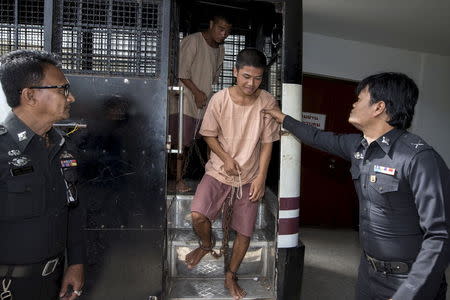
[10,165,34,176]
[374,165,395,176]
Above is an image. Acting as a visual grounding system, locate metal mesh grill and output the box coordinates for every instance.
[265,37,282,101]
[0,0,45,55]
[213,34,246,91]
[56,0,162,77]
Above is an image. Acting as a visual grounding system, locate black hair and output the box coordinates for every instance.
[0,49,61,108]
[235,48,267,71]
[356,72,419,129]
[211,15,232,25]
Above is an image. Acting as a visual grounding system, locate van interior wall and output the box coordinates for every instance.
[303,32,450,166]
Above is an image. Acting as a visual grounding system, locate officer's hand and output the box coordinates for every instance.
[59,264,84,299]
[194,90,208,109]
[223,157,240,176]
[262,108,286,124]
[249,175,265,202]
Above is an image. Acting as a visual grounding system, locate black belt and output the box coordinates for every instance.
[0,254,63,278]
[365,253,410,275]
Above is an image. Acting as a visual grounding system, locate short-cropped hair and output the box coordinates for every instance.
[0,49,61,108]
[235,48,267,71]
[356,72,419,129]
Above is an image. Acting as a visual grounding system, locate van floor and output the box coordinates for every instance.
[300,227,450,300]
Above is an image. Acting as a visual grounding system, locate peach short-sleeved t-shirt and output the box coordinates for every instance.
[200,88,280,187]
[170,32,224,119]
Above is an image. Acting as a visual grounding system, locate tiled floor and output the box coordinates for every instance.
[300,227,450,300]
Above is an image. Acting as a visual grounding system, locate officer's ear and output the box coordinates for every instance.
[373,100,386,117]
[20,88,38,107]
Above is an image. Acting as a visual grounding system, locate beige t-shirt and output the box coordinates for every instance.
[200,88,280,187]
[170,32,225,119]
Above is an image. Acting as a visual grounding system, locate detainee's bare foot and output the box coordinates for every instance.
[225,271,246,299]
[185,247,209,269]
[176,180,191,193]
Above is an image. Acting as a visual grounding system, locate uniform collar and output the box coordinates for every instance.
[3,112,65,152]
[374,128,404,154]
[360,137,369,149]
[3,112,37,152]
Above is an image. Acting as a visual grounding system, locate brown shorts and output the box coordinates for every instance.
[191,174,258,237]
[168,113,202,147]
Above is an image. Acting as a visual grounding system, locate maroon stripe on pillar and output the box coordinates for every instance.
[280,197,300,210]
[278,217,299,235]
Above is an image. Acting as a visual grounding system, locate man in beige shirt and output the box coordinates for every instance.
[185,49,280,299]
[170,15,232,192]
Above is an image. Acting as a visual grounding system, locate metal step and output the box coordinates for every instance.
[166,195,268,230]
[168,229,275,278]
[166,185,279,299]
[168,278,275,300]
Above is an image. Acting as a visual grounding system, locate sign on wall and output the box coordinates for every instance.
[302,112,326,130]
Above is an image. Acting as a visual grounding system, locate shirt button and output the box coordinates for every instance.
[25,186,31,192]
[379,187,383,191]
[52,187,56,192]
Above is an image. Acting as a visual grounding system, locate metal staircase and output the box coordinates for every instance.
[166,190,278,299]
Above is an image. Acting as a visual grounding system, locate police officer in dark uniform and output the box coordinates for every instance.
[264,72,449,300]
[0,50,85,299]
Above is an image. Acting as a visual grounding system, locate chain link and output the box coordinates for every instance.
[182,110,238,270]
[220,187,236,269]
[195,187,236,262]
[180,138,206,180]
[1,279,12,300]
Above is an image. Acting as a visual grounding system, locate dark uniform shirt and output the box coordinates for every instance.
[284,115,450,299]
[0,113,85,266]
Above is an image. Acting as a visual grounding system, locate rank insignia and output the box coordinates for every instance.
[381,136,390,145]
[60,151,74,159]
[374,165,396,176]
[17,131,27,141]
[411,140,424,149]
[10,156,30,167]
[8,149,21,156]
[0,125,7,135]
[60,159,78,167]
[370,175,377,183]
[354,152,364,160]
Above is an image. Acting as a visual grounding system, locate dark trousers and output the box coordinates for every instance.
[355,255,447,300]
[1,261,64,300]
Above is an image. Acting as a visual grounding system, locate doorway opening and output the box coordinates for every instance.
[165,1,283,298]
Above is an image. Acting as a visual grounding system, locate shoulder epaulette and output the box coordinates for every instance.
[0,124,7,135]
[400,132,432,152]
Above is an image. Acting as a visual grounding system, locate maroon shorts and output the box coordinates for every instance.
[168,113,202,147]
[191,174,258,237]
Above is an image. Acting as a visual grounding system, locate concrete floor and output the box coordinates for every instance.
[300,227,450,300]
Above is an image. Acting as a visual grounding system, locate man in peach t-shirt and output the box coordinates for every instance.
[185,48,280,299]
[170,16,232,193]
